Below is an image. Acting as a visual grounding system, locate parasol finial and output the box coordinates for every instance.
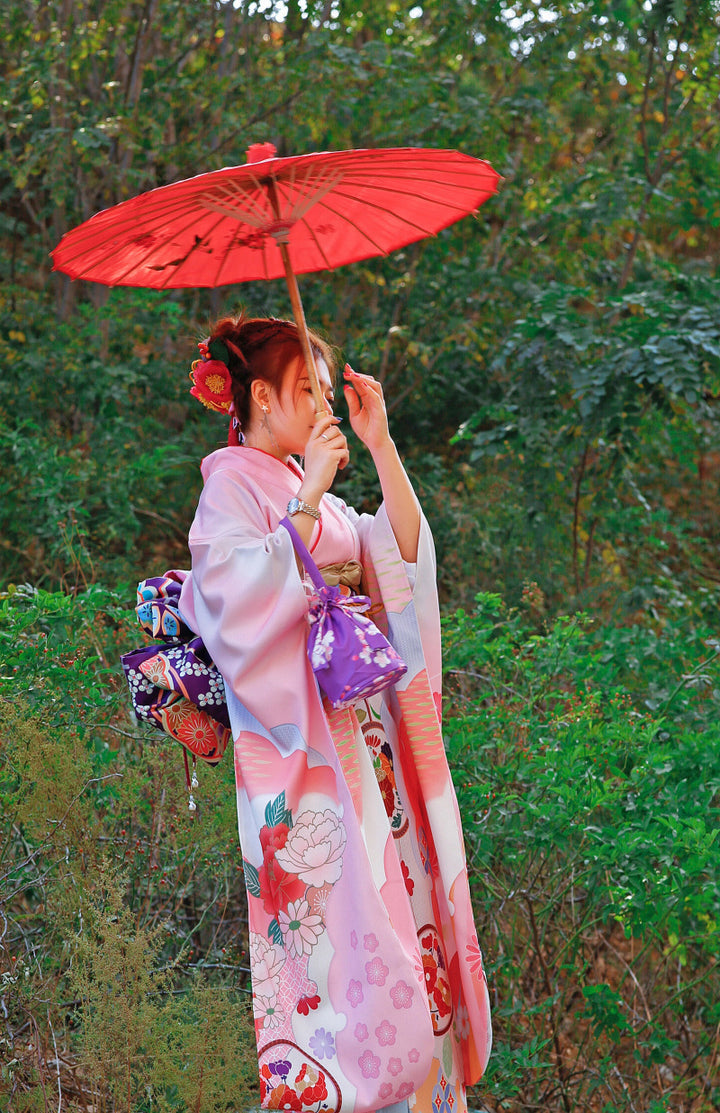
[246,142,277,164]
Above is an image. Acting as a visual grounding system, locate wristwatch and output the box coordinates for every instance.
[287,496,321,521]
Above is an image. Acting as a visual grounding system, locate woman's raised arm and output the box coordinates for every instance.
[343,365,420,563]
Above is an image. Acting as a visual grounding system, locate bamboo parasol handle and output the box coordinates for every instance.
[266,180,327,415]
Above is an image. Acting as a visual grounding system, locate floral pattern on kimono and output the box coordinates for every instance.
[178,446,491,1113]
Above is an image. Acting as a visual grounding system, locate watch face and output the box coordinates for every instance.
[287,497,301,515]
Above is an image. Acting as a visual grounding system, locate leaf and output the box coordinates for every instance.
[243,859,261,898]
[268,918,284,946]
[264,791,292,829]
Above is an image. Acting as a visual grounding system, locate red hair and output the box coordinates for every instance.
[207,313,336,432]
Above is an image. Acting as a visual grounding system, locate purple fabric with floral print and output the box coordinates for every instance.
[121,572,231,764]
[281,517,407,708]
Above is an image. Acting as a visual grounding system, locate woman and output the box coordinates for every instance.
[176,314,491,1113]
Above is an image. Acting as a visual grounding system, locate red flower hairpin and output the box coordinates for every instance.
[189,338,234,413]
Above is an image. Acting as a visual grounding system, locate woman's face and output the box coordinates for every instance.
[267,354,335,457]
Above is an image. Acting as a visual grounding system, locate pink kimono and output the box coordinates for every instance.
[178,446,491,1113]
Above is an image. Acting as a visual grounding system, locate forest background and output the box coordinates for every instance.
[1,0,720,1110]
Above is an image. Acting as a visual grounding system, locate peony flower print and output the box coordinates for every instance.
[274,809,347,887]
[249,933,285,1000]
[277,899,323,959]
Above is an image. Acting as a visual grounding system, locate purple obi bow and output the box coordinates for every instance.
[121,572,231,765]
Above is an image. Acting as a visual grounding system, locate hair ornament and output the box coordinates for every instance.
[189,338,234,413]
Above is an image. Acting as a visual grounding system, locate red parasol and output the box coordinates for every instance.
[52,144,501,411]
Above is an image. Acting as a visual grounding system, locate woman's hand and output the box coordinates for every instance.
[343,365,391,454]
[298,412,349,506]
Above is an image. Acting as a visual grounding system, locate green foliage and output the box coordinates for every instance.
[0,589,257,1112]
[444,591,720,1111]
[2,1,720,1108]
[3,576,720,1109]
[1,0,719,602]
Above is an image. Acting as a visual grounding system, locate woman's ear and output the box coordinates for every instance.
[250,379,270,412]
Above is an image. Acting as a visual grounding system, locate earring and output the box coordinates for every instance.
[262,408,279,451]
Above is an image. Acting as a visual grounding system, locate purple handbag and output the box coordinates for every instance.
[280,516,407,709]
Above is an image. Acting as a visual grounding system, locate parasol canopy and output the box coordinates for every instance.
[52,144,501,409]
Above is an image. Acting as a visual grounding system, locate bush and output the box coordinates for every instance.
[445,593,720,1112]
[1,583,719,1110]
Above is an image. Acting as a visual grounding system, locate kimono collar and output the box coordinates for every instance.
[200,445,304,486]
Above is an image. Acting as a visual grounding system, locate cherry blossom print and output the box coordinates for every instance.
[350,930,358,949]
[277,899,323,959]
[363,932,379,952]
[308,882,332,920]
[375,1019,397,1046]
[358,1050,381,1079]
[249,933,285,999]
[401,859,415,895]
[388,1057,403,1076]
[346,978,364,1007]
[310,627,335,668]
[296,994,321,1016]
[308,1028,336,1060]
[354,1022,369,1041]
[408,1047,420,1063]
[396,1081,415,1100]
[390,979,414,1009]
[365,956,389,986]
[379,1083,393,1101]
[274,809,348,887]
